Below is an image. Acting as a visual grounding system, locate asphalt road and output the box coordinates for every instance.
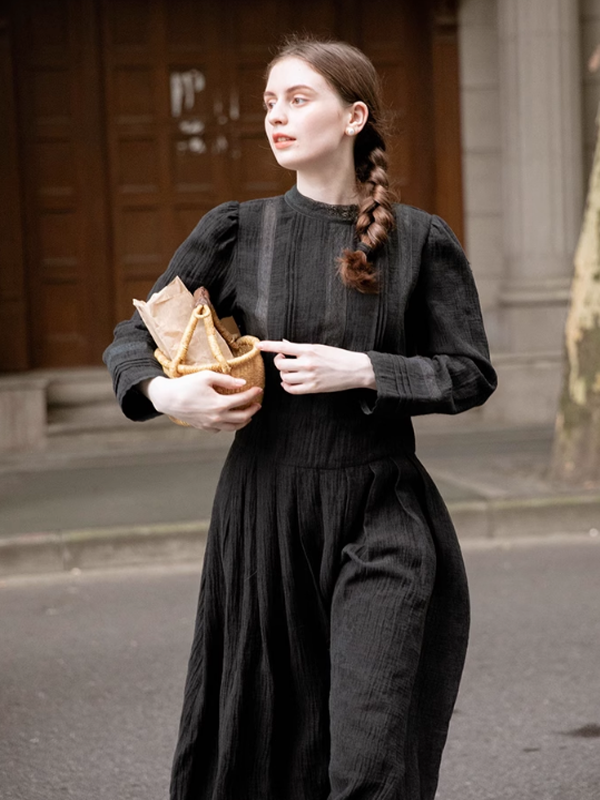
[1,536,599,800]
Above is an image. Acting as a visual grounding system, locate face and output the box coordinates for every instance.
[263,57,361,173]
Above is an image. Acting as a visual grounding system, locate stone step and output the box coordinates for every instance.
[45,367,118,426]
[33,367,234,452]
[37,367,150,433]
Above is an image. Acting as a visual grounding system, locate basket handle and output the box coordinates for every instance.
[169,303,231,376]
[210,312,239,347]
[198,304,231,371]
[194,287,239,347]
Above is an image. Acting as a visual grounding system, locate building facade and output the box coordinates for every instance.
[459,0,594,427]
[0,0,597,446]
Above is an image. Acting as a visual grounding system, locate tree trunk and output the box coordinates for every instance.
[550,110,600,486]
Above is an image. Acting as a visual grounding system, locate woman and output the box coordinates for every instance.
[104,37,497,800]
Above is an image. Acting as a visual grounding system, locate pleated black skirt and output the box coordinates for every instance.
[169,399,469,800]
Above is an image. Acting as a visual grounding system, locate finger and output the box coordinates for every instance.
[220,386,263,409]
[191,404,260,431]
[213,421,250,432]
[274,356,299,373]
[281,381,314,395]
[202,422,243,432]
[280,371,309,385]
[204,371,248,390]
[274,353,308,371]
[256,340,307,356]
[222,403,262,423]
[206,404,261,430]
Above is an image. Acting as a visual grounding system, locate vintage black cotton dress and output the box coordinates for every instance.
[104,186,497,800]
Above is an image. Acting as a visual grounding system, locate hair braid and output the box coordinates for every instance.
[338,133,395,293]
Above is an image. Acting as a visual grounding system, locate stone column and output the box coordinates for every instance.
[498,0,583,354]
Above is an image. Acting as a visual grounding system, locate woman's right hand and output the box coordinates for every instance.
[140,373,263,432]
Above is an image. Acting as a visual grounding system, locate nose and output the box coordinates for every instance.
[265,101,286,126]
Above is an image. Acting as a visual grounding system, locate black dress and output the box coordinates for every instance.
[104,186,497,800]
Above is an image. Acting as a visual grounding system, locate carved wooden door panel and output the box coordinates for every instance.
[0,4,28,371]
[101,0,232,323]
[10,0,112,368]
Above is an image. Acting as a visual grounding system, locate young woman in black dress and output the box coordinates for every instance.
[104,37,497,800]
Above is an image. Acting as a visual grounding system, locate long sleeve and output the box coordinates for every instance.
[103,201,239,421]
[364,214,497,418]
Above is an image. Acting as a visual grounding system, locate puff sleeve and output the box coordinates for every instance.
[102,201,239,421]
[364,214,497,417]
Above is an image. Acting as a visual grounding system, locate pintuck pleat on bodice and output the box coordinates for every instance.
[103,186,497,800]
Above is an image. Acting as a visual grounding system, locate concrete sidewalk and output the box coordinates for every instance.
[1,422,599,577]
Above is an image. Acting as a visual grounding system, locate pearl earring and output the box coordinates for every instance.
[347,127,355,136]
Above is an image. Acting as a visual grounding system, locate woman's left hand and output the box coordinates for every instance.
[256,340,376,394]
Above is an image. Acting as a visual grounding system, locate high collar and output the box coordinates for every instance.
[284,185,358,224]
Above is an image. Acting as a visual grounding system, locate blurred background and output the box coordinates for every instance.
[1,2,600,799]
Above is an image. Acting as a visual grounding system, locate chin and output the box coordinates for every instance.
[271,144,341,174]
[272,151,302,171]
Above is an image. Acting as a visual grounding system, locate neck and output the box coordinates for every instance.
[296,159,358,206]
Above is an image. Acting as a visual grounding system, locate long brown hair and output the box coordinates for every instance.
[267,36,395,293]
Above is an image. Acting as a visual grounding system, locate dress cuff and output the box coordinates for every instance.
[116,363,166,422]
[360,351,407,417]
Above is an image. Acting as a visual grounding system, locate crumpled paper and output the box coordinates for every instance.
[133,277,233,365]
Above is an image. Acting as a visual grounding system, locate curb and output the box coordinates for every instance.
[1,495,599,578]
[0,521,209,577]
[452,493,600,539]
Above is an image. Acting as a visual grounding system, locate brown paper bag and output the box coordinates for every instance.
[133,277,233,365]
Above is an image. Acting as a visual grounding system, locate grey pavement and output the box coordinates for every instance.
[1,536,599,800]
[0,423,599,577]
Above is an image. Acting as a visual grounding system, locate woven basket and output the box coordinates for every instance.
[154,303,264,426]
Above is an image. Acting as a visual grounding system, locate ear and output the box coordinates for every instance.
[348,102,369,134]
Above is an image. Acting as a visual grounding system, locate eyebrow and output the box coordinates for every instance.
[263,84,316,98]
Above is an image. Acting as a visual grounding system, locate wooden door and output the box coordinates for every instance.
[0,2,28,370]
[9,0,112,368]
[101,0,232,323]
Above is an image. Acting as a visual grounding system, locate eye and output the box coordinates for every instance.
[291,96,308,106]
[263,99,276,111]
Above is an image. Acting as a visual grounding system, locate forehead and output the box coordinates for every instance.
[265,57,334,95]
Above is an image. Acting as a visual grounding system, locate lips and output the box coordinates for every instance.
[272,133,296,149]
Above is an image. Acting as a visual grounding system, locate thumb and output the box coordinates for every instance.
[204,371,247,390]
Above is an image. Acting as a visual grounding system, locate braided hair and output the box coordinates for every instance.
[267,37,395,293]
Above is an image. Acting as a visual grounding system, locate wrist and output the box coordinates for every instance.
[140,376,170,411]
[355,353,377,390]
